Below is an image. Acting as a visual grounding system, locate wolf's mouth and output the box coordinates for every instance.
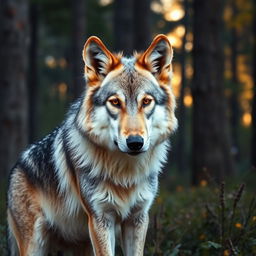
[128,152,142,156]
[114,140,143,156]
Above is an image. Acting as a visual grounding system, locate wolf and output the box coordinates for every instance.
[7,34,177,256]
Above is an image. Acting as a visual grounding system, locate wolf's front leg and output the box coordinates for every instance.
[88,215,115,256]
[121,213,149,256]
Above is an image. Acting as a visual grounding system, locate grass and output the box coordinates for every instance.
[1,172,256,256]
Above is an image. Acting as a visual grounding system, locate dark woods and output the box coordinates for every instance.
[0,0,255,189]
[0,0,29,175]
[1,0,256,255]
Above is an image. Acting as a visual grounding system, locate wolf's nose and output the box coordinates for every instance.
[126,135,144,151]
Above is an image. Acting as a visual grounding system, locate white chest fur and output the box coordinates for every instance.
[90,177,156,219]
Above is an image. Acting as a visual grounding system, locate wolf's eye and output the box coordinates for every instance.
[142,98,152,107]
[109,98,121,107]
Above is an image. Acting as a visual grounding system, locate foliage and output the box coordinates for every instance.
[145,180,256,256]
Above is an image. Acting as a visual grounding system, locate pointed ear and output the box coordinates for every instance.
[82,36,120,85]
[137,34,173,76]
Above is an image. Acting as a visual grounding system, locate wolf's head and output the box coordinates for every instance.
[76,35,177,156]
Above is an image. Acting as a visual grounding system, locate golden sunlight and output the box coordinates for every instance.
[185,42,193,52]
[175,25,185,37]
[164,8,185,22]
[184,95,193,107]
[45,56,57,69]
[185,32,193,52]
[172,63,181,97]
[184,88,193,107]
[166,25,186,49]
[160,0,175,10]
[58,82,68,98]
[185,64,193,79]
[151,1,163,13]
[166,33,182,49]
[242,112,252,127]
[99,0,113,6]
[186,32,193,42]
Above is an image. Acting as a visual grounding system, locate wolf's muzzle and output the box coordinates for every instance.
[126,135,144,151]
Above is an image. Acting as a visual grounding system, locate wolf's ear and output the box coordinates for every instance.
[137,34,173,76]
[82,36,120,85]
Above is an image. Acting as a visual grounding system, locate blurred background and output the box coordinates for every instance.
[1,0,256,255]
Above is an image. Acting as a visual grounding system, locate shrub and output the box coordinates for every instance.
[145,182,256,256]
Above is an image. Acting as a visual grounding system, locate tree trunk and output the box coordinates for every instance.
[71,0,86,99]
[0,0,29,176]
[192,0,235,184]
[133,0,151,52]
[28,3,39,143]
[251,1,256,169]
[177,0,189,173]
[230,0,240,161]
[113,0,134,55]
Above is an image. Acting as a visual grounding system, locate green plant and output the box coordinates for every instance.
[145,182,256,256]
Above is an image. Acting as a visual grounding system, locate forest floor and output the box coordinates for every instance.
[145,171,256,256]
[1,171,256,255]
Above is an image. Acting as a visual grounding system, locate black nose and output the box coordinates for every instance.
[126,135,144,151]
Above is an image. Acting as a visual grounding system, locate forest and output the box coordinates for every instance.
[0,0,256,255]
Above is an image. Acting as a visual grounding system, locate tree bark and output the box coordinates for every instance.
[113,0,134,55]
[133,0,151,52]
[71,0,86,99]
[192,0,235,184]
[28,3,39,143]
[0,0,29,176]
[251,1,256,169]
[230,0,240,161]
[177,0,189,173]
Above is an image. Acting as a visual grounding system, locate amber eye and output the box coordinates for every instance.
[142,98,152,106]
[109,98,121,107]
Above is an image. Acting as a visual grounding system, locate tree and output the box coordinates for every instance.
[113,0,152,55]
[71,0,86,99]
[251,0,256,169]
[176,0,189,173]
[230,0,240,161]
[28,3,39,143]
[133,0,151,52]
[0,0,29,176]
[113,0,134,55]
[192,0,235,184]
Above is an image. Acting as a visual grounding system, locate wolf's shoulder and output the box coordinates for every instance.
[23,126,60,160]
[10,126,62,187]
